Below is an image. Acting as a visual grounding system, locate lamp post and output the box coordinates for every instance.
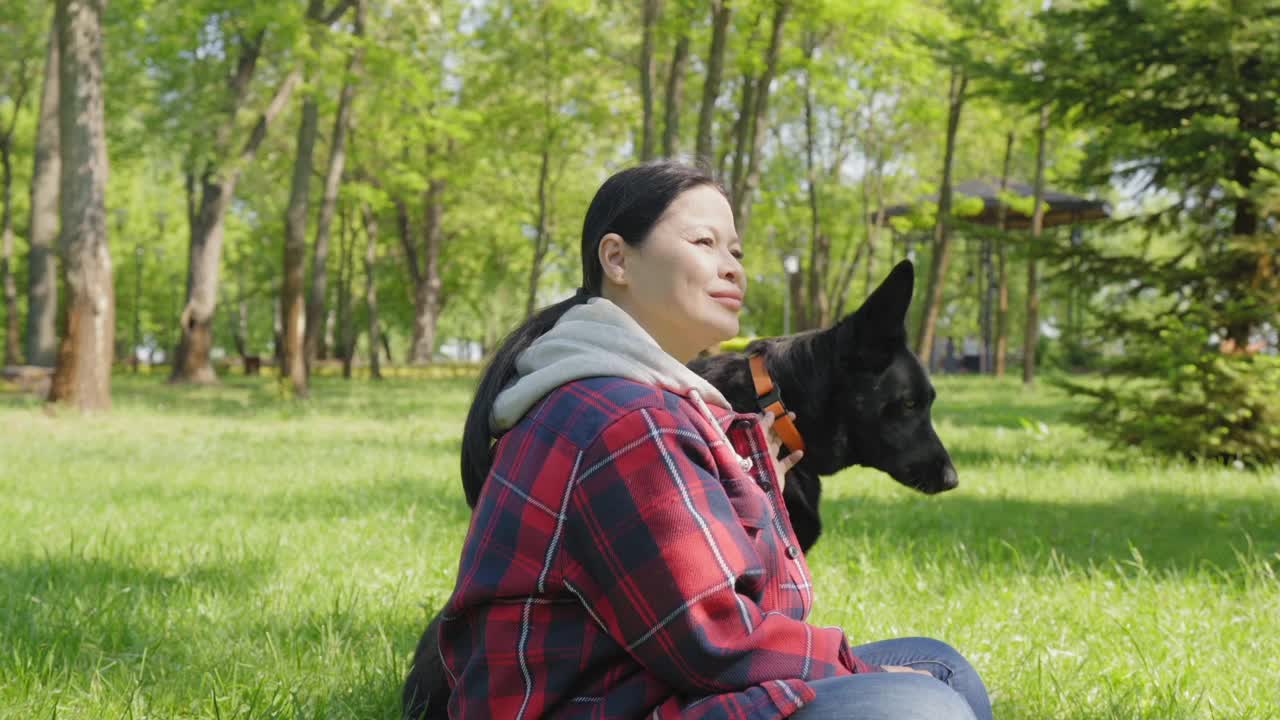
[782,253,801,335]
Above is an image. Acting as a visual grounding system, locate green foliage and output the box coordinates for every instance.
[1058,315,1280,465]
[1015,0,1280,462]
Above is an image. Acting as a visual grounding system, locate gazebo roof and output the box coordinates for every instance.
[883,179,1111,230]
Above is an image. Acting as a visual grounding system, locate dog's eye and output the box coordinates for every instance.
[902,399,917,411]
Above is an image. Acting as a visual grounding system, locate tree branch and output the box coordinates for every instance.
[321,0,357,26]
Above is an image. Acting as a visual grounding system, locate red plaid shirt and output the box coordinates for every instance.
[440,377,878,719]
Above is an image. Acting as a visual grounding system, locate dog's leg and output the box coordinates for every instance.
[781,467,823,553]
[402,615,449,720]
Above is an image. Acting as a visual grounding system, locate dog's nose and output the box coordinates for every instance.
[940,464,959,491]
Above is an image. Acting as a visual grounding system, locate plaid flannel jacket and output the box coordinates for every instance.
[440,377,877,719]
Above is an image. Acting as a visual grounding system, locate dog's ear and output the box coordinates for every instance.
[836,260,914,370]
[860,260,914,333]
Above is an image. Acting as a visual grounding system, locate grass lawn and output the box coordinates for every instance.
[2,372,1277,719]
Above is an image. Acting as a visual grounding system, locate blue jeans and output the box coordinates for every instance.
[790,637,993,720]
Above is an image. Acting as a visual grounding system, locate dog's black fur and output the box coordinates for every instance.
[402,260,956,719]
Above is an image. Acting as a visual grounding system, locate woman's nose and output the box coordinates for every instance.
[721,254,745,287]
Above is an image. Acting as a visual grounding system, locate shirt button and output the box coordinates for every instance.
[786,545,801,560]
[738,456,754,472]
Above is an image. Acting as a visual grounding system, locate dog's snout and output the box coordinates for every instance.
[940,463,958,491]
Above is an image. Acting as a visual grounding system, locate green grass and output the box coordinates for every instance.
[1,374,1277,719]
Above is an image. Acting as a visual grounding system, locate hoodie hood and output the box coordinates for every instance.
[490,297,733,433]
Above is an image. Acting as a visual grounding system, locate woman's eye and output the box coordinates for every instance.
[696,237,714,246]
[731,249,744,260]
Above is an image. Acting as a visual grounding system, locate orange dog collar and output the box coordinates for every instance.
[749,354,806,454]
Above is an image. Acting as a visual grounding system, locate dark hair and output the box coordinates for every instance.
[460,160,727,507]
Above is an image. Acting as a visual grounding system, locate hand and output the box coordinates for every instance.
[881,665,933,677]
[761,410,803,492]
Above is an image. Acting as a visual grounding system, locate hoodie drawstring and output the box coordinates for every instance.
[689,389,754,474]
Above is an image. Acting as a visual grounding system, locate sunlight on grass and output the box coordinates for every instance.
[1,374,1277,719]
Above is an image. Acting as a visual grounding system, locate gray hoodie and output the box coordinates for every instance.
[491,297,732,429]
[490,297,753,471]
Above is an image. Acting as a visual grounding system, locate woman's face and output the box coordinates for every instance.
[601,185,746,362]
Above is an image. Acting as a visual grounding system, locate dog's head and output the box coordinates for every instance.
[799,260,958,495]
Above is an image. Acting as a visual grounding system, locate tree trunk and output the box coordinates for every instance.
[361,202,382,381]
[280,90,319,397]
[233,252,248,361]
[639,0,660,161]
[26,22,61,368]
[915,67,968,365]
[173,174,232,384]
[525,145,552,319]
[788,265,804,337]
[407,179,444,365]
[1224,58,1267,347]
[48,0,113,411]
[661,32,690,158]
[729,72,756,207]
[828,239,866,321]
[170,43,300,383]
[0,54,30,367]
[337,205,355,379]
[1023,105,1049,386]
[861,147,887,300]
[733,0,791,235]
[1,138,20,366]
[801,35,828,330]
[993,131,1015,377]
[305,0,364,366]
[695,0,732,164]
[321,308,334,360]
[282,0,357,395]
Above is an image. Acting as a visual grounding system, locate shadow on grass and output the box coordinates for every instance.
[0,374,479,420]
[816,488,1280,582]
[944,445,1149,473]
[0,551,276,679]
[233,474,472,526]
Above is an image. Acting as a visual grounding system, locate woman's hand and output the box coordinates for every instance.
[761,410,803,492]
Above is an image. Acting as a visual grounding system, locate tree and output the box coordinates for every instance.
[304,0,365,367]
[694,0,732,164]
[280,0,356,397]
[163,7,303,383]
[730,0,792,235]
[660,18,690,158]
[25,18,60,368]
[638,0,660,161]
[1032,1,1280,461]
[47,0,113,410]
[360,201,382,380]
[914,65,967,363]
[1022,105,1048,386]
[993,130,1014,376]
[0,15,38,366]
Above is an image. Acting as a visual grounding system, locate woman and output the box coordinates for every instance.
[440,161,992,720]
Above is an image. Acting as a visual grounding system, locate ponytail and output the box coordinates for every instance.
[460,294,589,507]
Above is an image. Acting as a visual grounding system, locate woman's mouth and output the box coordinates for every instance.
[710,292,743,311]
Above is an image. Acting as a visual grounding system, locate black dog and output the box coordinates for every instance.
[402,260,956,719]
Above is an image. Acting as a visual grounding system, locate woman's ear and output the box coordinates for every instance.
[598,233,629,286]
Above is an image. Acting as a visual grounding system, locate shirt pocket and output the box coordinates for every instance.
[720,476,771,535]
